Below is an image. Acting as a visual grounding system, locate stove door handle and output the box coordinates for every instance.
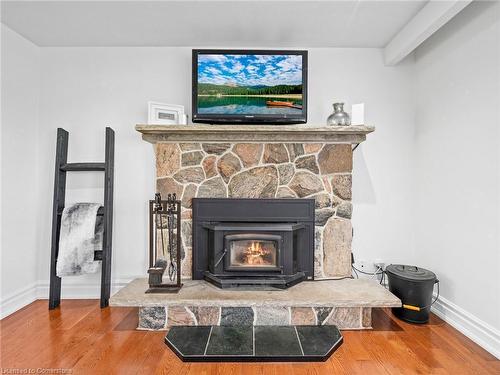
[214,248,228,268]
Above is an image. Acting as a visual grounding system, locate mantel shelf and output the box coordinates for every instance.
[135,124,375,144]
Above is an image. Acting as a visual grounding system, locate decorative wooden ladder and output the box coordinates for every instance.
[49,127,115,309]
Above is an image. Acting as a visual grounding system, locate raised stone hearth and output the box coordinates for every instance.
[110,278,400,330]
[136,124,375,280]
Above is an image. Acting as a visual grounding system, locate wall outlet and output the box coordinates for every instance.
[355,260,378,274]
[374,259,385,271]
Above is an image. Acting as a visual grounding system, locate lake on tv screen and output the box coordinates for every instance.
[197,54,304,115]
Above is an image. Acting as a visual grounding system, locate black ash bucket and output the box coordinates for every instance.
[386,264,439,324]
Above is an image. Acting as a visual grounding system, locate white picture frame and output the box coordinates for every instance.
[148,102,185,125]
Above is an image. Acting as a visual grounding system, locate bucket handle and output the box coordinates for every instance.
[402,279,440,312]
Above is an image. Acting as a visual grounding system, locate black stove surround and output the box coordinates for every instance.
[192,198,315,289]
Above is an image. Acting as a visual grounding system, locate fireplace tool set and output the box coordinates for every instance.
[147,193,183,293]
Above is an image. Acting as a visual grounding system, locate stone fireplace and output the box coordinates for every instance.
[112,124,400,331]
[137,124,375,281]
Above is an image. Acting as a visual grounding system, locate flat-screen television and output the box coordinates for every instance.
[192,49,307,124]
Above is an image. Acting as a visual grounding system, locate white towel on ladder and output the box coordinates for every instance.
[56,203,103,276]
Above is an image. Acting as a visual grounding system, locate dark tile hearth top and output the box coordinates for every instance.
[165,325,343,362]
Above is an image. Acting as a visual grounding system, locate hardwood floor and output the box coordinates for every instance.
[1,300,498,374]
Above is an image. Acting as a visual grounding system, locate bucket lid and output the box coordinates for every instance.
[385,264,436,282]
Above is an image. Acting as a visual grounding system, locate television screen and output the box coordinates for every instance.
[192,50,307,124]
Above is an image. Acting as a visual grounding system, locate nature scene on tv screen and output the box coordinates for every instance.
[197,54,303,115]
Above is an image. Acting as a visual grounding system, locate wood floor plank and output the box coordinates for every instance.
[1,301,498,375]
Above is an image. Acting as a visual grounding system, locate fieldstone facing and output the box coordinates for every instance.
[153,142,356,279]
[181,151,204,167]
[220,307,254,326]
[179,143,201,151]
[155,144,180,177]
[217,153,241,183]
[331,174,352,200]
[314,230,324,278]
[312,193,331,209]
[326,307,362,329]
[233,143,262,167]
[229,166,278,198]
[202,143,231,155]
[314,307,333,325]
[198,177,227,198]
[157,177,183,198]
[276,186,297,198]
[295,155,319,174]
[337,201,353,219]
[138,306,166,330]
[202,155,217,178]
[189,306,220,325]
[143,305,368,329]
[181,184,197,208]
[323,218,352,277]
[331,195,343,208]
[318,144,353,174]
[291,307,316,325]
[304,143,323,154]
[277,163,295,185]
[315,208,335,226]
[142,304,369,329]
[289,171,324,198]
[362,308,372,328]
[286,143,305,160]
[168,306,196,326]
[263,144,289,164]
[181,249,192,277]
[181,221,192,247]
[173,167,205,184]
[254,306,290,325]
[322,176,332,193]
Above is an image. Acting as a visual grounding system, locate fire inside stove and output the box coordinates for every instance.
[229,239,278,268]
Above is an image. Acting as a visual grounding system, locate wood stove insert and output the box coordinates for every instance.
[192,198,315,289]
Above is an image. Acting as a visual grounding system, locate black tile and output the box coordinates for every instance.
[164,325,343,362]
[296,325,342,356]
[206,326,253,356]
[254,326,303,357]
[166,326,211,356]
[220,307,254,326]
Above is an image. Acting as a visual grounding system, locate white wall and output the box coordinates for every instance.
[414,0,500,354]
[0,25,41,317]
[32,47,416,293]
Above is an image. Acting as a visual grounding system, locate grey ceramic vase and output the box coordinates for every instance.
[327,103,351,126]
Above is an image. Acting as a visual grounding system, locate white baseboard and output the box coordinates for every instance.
[432,295,500,359]
[0,282,38,319]
[1,277,137,319]
[36,277,135,299]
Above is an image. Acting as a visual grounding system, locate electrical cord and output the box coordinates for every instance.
[352,265,384,276]
[352,267,359,279]
[314,275,354,281]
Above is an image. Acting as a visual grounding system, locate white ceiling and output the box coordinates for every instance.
[1,0,429,47]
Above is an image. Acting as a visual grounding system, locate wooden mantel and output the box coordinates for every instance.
[135,124,375,144]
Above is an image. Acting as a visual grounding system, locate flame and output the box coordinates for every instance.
[243,241,273,265]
